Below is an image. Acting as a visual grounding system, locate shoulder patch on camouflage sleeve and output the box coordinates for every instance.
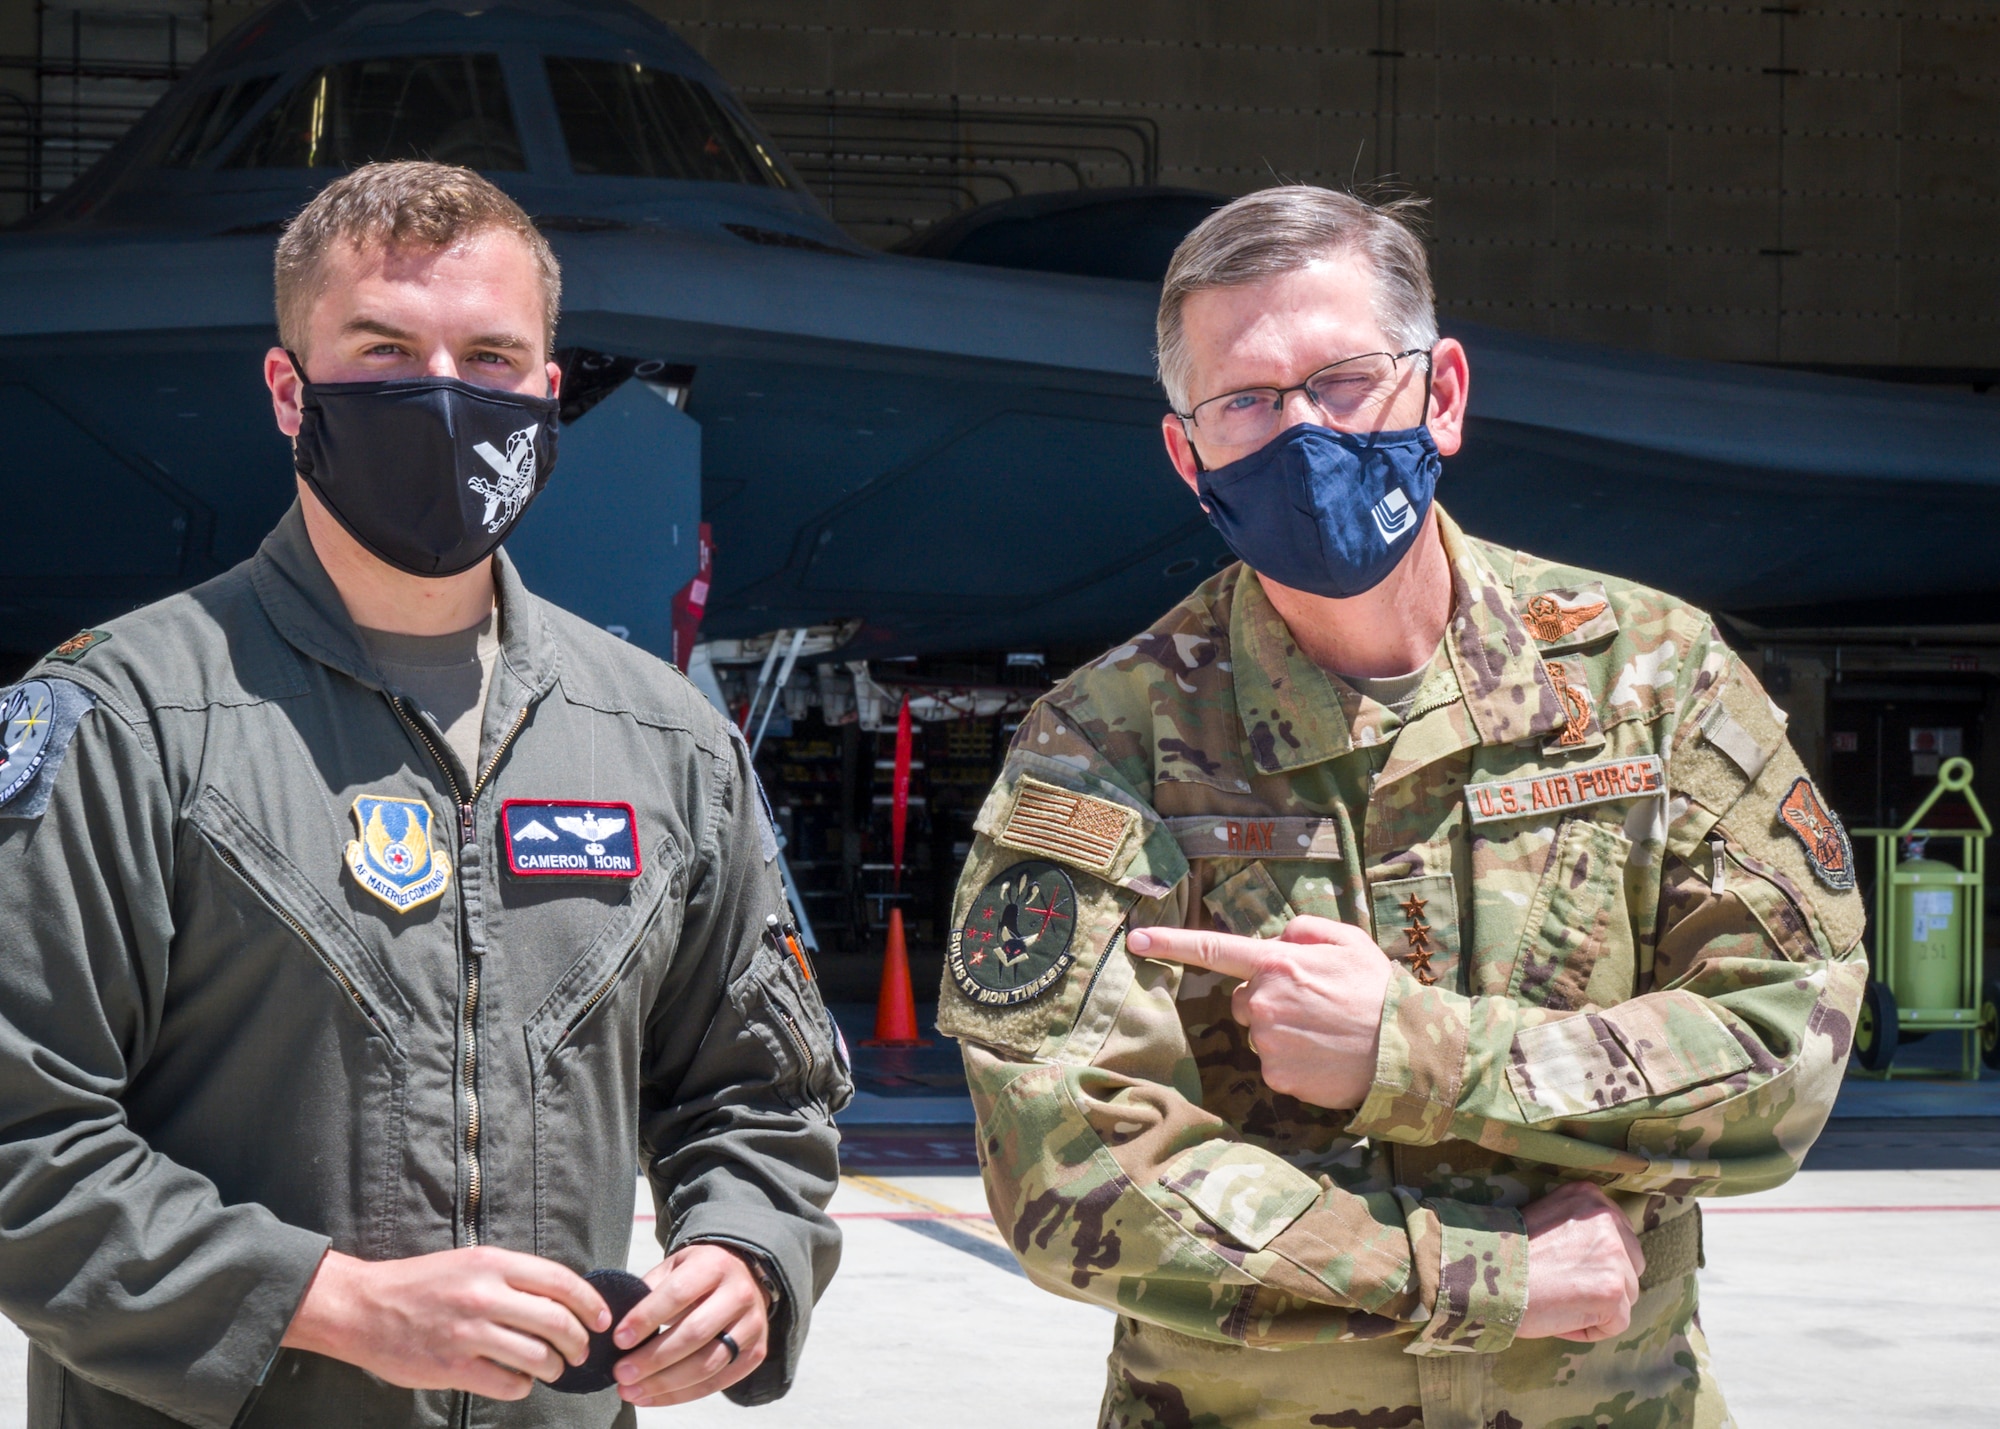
[996,775,1138,878]
[1776,777,1856,891]
[948,860,1080,1007]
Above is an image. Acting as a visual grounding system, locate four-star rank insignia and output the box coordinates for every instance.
[949,860,1079,1007]
[345,795,452,913]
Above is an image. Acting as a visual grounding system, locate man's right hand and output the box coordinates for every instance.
[1515,1181,1647,1343]
[281,1247,611,1400]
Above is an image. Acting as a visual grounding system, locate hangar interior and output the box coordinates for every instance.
[4,0,1998,1002]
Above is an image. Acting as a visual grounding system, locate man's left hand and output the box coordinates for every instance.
[612,1244,771,1407]
[1128,915,1395,1110]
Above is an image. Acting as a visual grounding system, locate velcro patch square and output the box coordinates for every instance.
[502,800,641,878]
[997,776,1136,876]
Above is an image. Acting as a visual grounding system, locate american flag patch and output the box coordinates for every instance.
[998,777,1136,875]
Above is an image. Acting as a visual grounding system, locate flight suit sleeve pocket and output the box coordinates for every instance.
[1507,818,1634,1011]
[735,941,849,1113]
[1158,1141,1320,1251]
[1202,861,1297,938]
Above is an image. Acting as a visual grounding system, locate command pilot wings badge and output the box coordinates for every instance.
[345,795,452,912]
[502,800,641,878]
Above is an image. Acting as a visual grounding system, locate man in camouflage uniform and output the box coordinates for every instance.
[939,187,1864,1428]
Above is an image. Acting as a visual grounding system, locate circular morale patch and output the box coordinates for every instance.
[949,860,1080,1007]
[0,681,57,807]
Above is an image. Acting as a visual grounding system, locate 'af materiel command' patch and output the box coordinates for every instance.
[949,860,1078,1007]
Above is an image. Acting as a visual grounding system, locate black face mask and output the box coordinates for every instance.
[289,352,560,578]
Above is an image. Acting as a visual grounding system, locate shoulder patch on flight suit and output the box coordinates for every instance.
[1521,585,1615,650]
[1776,777,1856,891]
[0,678,95,818]
[997,776,1136,878]
[948,860,1079,1006]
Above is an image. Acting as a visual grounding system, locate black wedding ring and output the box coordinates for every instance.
[716,1330,741,1365]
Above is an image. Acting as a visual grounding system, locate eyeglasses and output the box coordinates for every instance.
[1179,349,1433,448]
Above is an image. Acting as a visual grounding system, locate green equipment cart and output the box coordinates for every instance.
[1850,756,1997,1079]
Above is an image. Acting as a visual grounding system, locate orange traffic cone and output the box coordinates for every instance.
[863,907,931,1047]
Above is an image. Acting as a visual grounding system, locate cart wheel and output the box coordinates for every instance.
[1854,978,1899,1072]
[1981,980,2000,1073]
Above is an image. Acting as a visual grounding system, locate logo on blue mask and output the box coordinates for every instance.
[1195,422,1441,599]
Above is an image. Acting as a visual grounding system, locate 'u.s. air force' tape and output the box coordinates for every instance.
[1464,754,1664,825]
[0,678,96,819]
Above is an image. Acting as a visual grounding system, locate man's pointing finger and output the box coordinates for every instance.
[1127,926,1271,981]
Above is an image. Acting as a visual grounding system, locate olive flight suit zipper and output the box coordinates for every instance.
[390,698,530,1249]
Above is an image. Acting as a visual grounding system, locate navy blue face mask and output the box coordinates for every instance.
[1194,421,1442,599]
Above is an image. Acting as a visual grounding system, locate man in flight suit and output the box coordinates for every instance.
[940,187,1864,1427]
[0,161,848,1426]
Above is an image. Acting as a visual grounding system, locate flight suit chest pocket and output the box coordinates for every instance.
[187,787,411,1051]
[1507,818,1636,1011]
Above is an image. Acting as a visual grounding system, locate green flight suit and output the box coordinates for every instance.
[0,505,850,1429]
[941,509,1864,1429]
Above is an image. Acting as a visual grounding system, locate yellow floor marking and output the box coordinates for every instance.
[842,1173,1010,1248]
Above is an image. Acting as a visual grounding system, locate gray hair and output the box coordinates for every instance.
[1155,186,1438,414]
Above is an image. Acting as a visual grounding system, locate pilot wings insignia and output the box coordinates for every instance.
[346,795,451,912]
[555,812,627,844]
[1523,592,1610,644]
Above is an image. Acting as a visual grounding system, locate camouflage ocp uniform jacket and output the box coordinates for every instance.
[941,509,1865,1429]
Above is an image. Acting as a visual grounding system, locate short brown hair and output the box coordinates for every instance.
[1156,186,1436,413]
[274,160,561,355]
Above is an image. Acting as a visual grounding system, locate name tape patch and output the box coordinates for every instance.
[1166,816,1343,860]
[502,799,641,878]
[1465,755,1664,825]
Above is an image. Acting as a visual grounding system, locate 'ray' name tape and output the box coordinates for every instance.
[1464,754,1664,825]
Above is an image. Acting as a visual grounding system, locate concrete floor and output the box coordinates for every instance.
[0,1151,1992,1426]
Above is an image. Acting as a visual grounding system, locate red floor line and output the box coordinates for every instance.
[634,1205,1999,1225]
[1704,1204,2000,1215]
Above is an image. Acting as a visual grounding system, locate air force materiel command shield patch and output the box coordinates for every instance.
[502,800,641,878]
[345,795,452,912]
[0,679,95,818]
[949,860,1078,1007]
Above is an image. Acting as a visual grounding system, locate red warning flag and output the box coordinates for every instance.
[891,696,912,889]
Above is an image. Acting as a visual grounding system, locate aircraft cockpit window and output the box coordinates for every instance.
[545,58,789,188]
[156,76,279,168]
[225,55,525,171]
